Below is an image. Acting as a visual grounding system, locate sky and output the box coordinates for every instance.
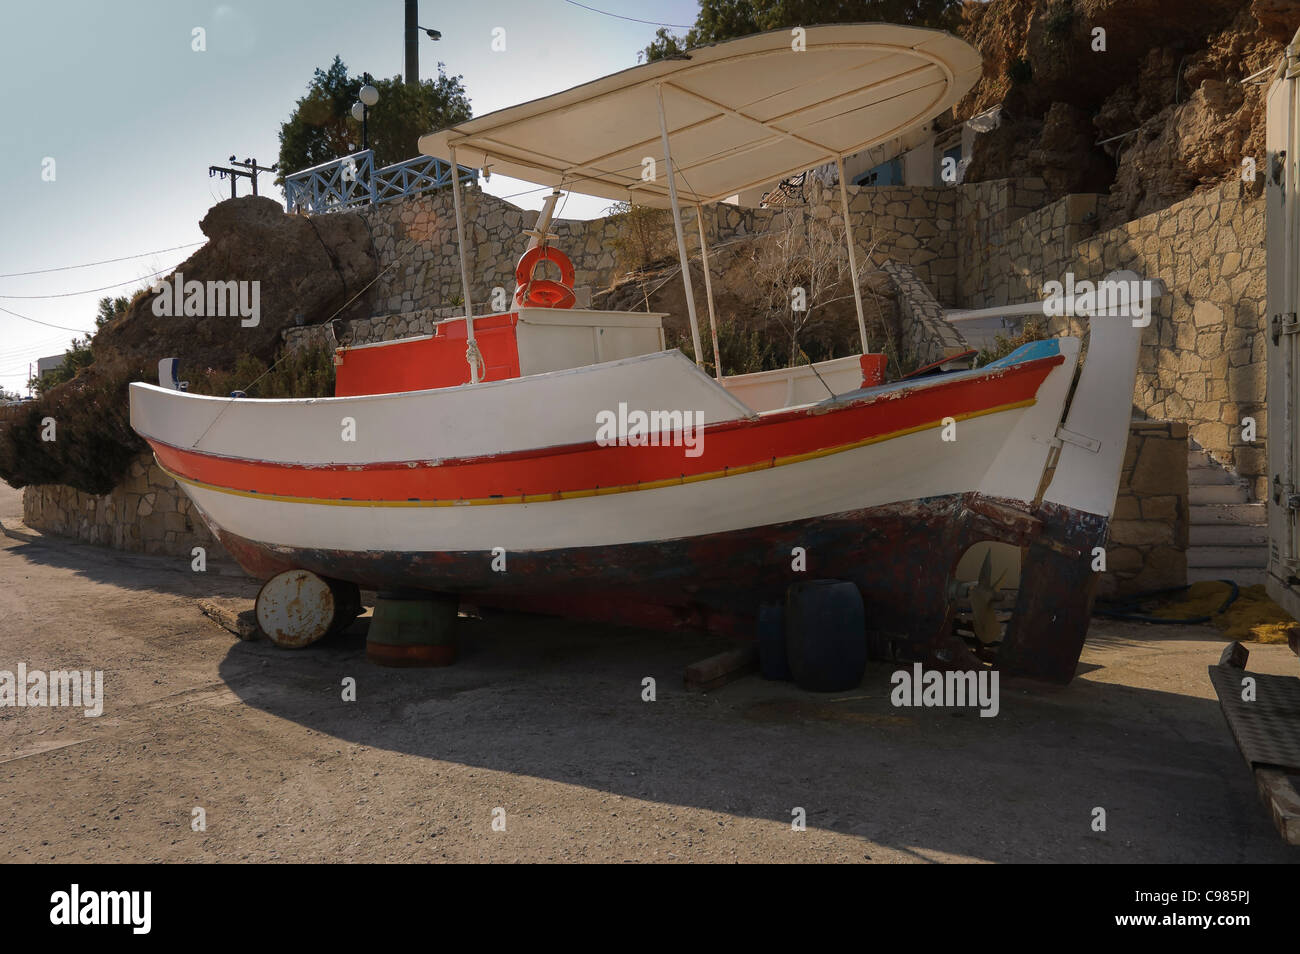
[0,0,703,396]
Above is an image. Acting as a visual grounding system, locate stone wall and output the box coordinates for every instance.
[956,177,1054,307]
[953,177,1266,498]
[355,180,959,320]
[1087,182,1266,501]
[1102,421,1190,598]
[880,260,970,368]
[21,453,221,559]
[283,179,960,356]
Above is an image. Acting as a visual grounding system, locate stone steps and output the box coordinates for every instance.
[1188,464,1239,485]
[1184,446,1267,586]
[1189,523,1269,546]
[1187,545,1268,568]
[1190,502,1267,525]
[1189,483,1251,504]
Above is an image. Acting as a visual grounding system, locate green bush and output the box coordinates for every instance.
[28,296,131,396]
[0,358,149,494]
[187,345,336,398]
[0,345,337,495]
[673,316,784,377]
[976,318,1050,366]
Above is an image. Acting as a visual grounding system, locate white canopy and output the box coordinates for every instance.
[419,23,982,208]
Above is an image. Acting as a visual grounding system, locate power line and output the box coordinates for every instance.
[561,0,693,29]
[0,265,173,300]
[0,304,90,333]
[0,242,203,279]
[0,329,75,350]
[0,335,75,361]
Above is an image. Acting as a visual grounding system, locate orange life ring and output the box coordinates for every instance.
[516,280,577,309]
[515,245,576,288]
[514,245,576,308]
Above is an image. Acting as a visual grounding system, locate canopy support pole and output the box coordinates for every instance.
[656,84,705,367]
[836,155,869,354]
[448,143,481,384]
[694,205,723,380]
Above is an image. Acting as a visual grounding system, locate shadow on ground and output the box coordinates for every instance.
[5,497,1292,862]
[1,530,257,601]
[214,608,1299,862]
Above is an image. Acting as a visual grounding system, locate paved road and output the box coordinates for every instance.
[0,483,1295,862]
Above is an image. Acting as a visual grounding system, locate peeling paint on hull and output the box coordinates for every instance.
[214,491,1108,684]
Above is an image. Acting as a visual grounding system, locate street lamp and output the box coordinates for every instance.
[352,83,379,151]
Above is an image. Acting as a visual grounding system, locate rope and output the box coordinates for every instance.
[465,339,486,381]
[1093,580,1240,624]
[187,254,406,450]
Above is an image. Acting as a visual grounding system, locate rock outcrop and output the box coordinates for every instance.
[959,0,1296,225]
[95,196,377,375]
[0,197,378,495]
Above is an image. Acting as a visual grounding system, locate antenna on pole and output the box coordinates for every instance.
[208,156,278,198]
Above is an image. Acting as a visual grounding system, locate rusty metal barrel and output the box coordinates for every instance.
[366,592,459,666]
[255,569,361,648]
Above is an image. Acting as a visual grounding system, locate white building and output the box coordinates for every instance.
[731,105,1003,207]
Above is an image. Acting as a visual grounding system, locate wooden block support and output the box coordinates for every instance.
[198,600,260,641]
[1255,768,1300,846]
[1219,640,1249,669]
[684,646,757,692]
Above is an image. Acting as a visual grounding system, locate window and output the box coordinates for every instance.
[854,158,901,187]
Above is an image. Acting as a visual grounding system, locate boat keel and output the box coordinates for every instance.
[212,491,1109,684]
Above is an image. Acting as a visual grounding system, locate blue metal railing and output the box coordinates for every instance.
[284,150,477,214]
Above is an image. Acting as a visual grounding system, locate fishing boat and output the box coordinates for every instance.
[129,23,1158,684]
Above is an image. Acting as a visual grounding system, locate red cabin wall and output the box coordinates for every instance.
[334,313,522,397]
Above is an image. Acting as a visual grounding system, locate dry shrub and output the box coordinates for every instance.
[0,346,336,495]
[606,202,676,275]
[976,318,1050,365]
[0,358,149,494]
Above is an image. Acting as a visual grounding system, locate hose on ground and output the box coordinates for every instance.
[1093,579,1240,624]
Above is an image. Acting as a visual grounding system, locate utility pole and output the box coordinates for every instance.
[231,157,278,196]
[406,2,441,87]
[405,0,418,86]
[208,156,278,198]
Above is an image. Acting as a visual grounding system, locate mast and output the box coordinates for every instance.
[695,205,723,379]
[836,155,869,354]
[656,84,706,368]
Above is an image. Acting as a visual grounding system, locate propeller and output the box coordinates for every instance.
[968,550,1005,645]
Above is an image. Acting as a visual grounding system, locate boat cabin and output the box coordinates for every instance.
[334,306,885,413]
[334,308,668,396]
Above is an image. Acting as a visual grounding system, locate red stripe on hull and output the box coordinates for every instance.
[149,356,1060,502]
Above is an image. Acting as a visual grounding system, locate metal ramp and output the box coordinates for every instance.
[1209,643,1300,844]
